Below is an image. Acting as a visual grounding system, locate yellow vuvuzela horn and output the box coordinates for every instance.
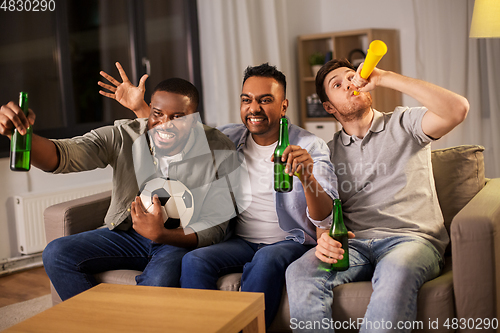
[353,40,387,95]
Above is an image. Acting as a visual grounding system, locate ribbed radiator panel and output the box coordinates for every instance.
[14,182,112,254]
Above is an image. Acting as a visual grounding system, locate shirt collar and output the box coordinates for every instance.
[236,127,250,151]
[339,109,385,146]
[370,109,385,133]
[236,116,292,151]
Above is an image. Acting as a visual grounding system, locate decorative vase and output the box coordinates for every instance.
[311,65,322,77]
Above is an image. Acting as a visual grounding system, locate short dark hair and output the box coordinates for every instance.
[152,78,199,110]
[243,63,287,97]
[315,59,355,103]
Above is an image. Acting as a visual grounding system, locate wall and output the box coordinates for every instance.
[318,0,419,107]
[283,0,324,125]
[0,157,112,260]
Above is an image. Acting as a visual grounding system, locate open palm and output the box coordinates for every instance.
[98,62,149,118]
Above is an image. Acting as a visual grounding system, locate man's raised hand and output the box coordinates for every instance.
[98,62,150,118]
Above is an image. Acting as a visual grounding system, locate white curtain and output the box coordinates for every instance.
[196,0,297,127]
[413,0,500,178]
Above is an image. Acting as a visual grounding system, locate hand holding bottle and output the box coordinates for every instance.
[1,97,61,172]
[315,200,355,271]
[275,145,314,181]
[0,93,36,171]
[0,99,35,139]
[316,231,356,263]
[272,117,315,191]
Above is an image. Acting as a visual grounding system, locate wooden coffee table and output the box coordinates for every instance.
[5,284,265,333]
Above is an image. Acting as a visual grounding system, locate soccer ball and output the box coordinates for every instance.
[138,177,194,229]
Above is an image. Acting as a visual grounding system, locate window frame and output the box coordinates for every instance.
[0,0,202,158]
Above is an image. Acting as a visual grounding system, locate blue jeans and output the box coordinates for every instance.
[180,236,312,328]
[42,228,190,301]
[286,236,443,333]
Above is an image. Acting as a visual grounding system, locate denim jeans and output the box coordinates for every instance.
[42,227,190,301]
[286,235,443,333]
[180,236,312,328]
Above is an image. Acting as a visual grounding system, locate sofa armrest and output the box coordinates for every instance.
[44,190,112,243]
[451,178,500,322]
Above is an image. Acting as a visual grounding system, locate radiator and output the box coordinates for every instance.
[14,182,112,255]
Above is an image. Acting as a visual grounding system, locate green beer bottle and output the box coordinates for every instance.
[10,92,32,172]
[274,117,292,192]
[329,199,349,271]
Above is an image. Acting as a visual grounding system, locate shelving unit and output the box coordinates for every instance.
[297,29,402,137]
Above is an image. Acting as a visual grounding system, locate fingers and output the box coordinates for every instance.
[315,233,345,264]
[97,78,118,100]
[27,109,36,126]
[131,200,136,216]
[115,62,131,83]
[0,102,30,136]
[131,196,146,218]
[130,199,138,217]
[99,70,121,87]
[282,145,313,176]
[9,101,31,129]
[351,62,367,89]
[138,74,149,91]
[97,81,117,93]
[318,232,342,249]
[356,62,364,75]
[289,153,311,176]
[315,246,344,264]
[281,145,293,162]
[150,195,161,214]
[97,81,117,100]
[0,111,13,137]
[351,77,366,90]
[315,248,340,264]
[98,90,116,99]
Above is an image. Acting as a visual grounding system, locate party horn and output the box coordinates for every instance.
[353,40,387,95]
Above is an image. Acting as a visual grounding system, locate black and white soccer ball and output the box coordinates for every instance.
[138,177,194,229]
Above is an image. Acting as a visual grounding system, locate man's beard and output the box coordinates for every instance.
[337,107,370,122]
[333,94,372,122]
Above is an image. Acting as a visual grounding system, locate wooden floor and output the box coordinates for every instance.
[0,267,51,308]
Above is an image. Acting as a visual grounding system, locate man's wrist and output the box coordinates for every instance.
[134,102,150,118]
[299,173,315,185]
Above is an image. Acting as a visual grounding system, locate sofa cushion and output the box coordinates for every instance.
[431,145,485,233]
[216,273,242,291]
[94,270,140,285]
[93,270,244,291]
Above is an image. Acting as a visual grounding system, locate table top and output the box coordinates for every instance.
[5,284,265,333]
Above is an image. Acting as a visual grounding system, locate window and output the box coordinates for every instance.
[0,0,202,157]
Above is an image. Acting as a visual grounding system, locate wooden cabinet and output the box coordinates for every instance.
[297,29,402,128]
[304,121,341,144]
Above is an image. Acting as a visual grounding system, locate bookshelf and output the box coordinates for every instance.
[297,28,402,139]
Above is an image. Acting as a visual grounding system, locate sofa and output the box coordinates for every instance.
[44,145,500,332]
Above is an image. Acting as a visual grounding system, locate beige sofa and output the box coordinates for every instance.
[44,145,500,332]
